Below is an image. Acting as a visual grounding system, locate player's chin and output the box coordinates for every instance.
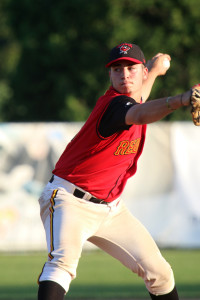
[119,85,132,94]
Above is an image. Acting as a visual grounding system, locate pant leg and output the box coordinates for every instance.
[89,201,175,296]
[38,182,110,292]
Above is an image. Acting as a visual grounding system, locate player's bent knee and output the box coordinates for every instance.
[38,262,73,293]
[142,256,175,295]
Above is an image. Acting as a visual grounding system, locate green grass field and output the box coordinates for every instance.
[0,249,199,299]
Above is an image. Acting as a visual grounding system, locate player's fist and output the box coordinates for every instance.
[146,53,171,76]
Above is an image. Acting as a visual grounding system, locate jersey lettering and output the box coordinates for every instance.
[114,138,141,155]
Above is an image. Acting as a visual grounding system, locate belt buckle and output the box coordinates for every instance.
[83,192,91,200]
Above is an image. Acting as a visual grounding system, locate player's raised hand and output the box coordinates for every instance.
[146,53,171,76]
[142,53,171,102]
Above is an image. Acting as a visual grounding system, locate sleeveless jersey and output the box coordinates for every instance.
[53,87,147,202]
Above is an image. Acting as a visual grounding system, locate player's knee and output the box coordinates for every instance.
[38,262,73,293]
[143,256,175,295]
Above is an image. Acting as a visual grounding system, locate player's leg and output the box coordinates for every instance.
[37,181,110,299]
[149,286,179,299]
[38,281,65,300]
[89,201,178,299]
[38,187,78,295]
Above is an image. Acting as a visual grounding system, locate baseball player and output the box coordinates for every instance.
[37,43,194,300]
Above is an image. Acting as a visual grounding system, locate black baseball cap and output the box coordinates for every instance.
[106,43,146,68]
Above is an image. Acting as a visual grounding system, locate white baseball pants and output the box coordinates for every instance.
[38,175,175,295]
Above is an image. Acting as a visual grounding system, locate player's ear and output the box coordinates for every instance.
[143,66,148,80]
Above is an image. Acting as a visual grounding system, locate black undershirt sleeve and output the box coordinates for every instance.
[98,95,138,138]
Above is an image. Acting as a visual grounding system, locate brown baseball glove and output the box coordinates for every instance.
[191,84,200,126]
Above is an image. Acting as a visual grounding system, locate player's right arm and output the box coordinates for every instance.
[142,53,171,102]
[125,90,191,125]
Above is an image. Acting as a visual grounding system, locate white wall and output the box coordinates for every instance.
[0,122,199,251]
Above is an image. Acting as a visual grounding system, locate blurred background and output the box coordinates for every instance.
[0,0,200,122]
[0,0,200,255]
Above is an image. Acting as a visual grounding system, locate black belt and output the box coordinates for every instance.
[49,175,108,205]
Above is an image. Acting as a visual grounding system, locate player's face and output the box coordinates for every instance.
[109,61,148,100]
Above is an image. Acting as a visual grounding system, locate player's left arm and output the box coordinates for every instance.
[142,53,171,102]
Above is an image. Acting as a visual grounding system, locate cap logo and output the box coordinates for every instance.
[106,43,145,68]
[119,45,131,55]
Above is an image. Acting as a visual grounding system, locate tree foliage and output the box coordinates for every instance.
[0,0,200,121]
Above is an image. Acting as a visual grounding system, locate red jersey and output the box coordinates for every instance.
[53,87,147,202]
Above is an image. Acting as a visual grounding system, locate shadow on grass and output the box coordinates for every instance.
[0,283,199,299]
[0,285,37,300]
[68,283,200,299]
[68,283,147,298]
